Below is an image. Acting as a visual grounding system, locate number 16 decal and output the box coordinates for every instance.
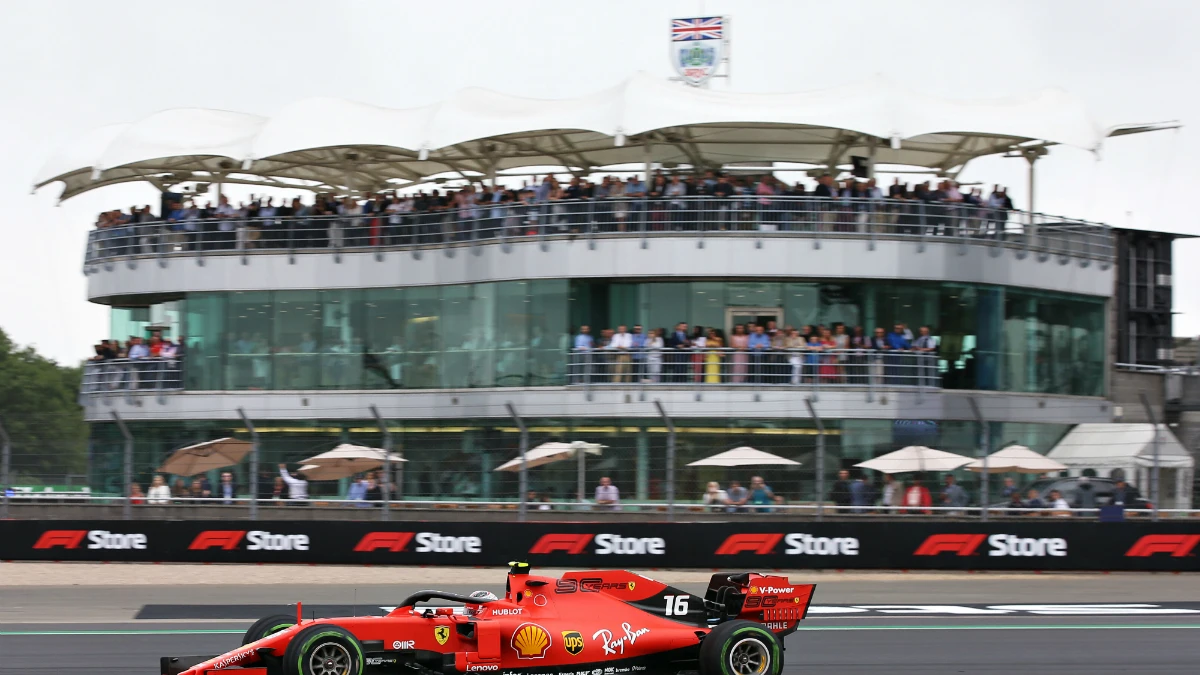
[663,594,690,616]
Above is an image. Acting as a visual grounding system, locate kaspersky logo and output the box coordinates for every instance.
[1125,535,1200,557]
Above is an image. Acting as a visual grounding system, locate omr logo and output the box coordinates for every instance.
[529,534,594,555]
[188,530,246,550]
[913,534,987,556]
[1126,535,1200,558]
[715,534,784,555]
[354,532,415,552]
[33,530,87,549]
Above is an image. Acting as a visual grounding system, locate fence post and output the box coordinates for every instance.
[804,398,824,521]
[371,404,393,521]
[238,408,259,521]
[968,397,989,522]
[654,400,676,521]
[0,416,10,520]
[111,411,133,521]
[1139,392,1161,521]
[506,402,528,522]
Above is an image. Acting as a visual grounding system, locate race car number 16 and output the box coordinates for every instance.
[663,595,689,616]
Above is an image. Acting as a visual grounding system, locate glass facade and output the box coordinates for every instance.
[87,418,1072,503]
[120,278,1105,396]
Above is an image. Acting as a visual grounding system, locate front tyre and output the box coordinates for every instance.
[282,624,364,675]
[243,614,298,645]
[699,621,783,675]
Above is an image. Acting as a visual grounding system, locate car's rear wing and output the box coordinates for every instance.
[703,572,815,635]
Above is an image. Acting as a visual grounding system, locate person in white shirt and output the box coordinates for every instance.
[278,464,309,504]
[594,476,620,511]
[609,325,633,383]
[645,328,665,383]
[1048,489,1072,517]
[703,481,729,512]
[147,475,171,505]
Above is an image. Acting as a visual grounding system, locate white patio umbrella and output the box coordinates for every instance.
[687,446,801,467]
[854,446,973,474]
[494,441,606,505]
[965,445,1068,474]
[157,437,252,476]
[493,441,606,472]
[297,443,406,481]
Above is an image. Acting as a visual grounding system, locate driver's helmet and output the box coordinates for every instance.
[464,590,498,615]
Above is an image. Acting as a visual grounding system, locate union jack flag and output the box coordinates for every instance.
[671,16,723,41]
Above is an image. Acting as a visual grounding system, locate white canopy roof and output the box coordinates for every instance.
[34,72,1175,201]
[687,446,800,467]
[1046,424,1194,471]
[964,445,1068,474]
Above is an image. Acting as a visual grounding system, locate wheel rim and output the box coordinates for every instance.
[308,641,352,675]
[728,637,770,675]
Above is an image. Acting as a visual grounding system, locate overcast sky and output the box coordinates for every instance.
[4,0,1198,364]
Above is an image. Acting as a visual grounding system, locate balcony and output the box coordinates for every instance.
[83,197,1114,270]
[81,349,940,397]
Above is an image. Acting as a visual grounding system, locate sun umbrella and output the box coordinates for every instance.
[854,446,973,474]
[493,441,606,472]
[297,443,406,481]
[965,445,1068,474]
[687,446,801,467]
[157,437,252,476]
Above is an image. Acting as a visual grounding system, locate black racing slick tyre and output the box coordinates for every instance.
[282,624,365,675]
[243,614,298,646]
[699,620,784,675]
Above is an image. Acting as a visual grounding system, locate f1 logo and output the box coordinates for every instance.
[353,532,415,552]
[33,530,87,549]
[528,534,594,555]
[188,530,246,550]
[1125,535,1200,558]
[715,534,784,555]
[913,534,986,556]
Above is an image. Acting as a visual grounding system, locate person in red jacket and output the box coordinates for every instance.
[901,476,932,514]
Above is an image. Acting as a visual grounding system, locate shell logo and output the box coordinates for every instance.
[511,622,552,659]
[749,586,758,594]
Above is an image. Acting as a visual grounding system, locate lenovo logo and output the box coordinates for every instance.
[1126,535,1200,558]
[33,530,147,550]
[914,534,987,556]
[528,533,665,555]
[715,533,858,556]
[353,532,480,554]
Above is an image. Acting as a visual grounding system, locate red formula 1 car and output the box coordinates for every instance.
[163,564,815,675]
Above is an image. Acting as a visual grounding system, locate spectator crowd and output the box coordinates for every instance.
[89,172,1018,256]
[570,320,939,386]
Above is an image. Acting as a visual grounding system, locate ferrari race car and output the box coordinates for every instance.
[163,563,815,675]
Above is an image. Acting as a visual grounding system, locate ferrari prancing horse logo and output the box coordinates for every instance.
[434,626,450,645]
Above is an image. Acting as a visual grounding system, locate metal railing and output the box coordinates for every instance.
[83,196,1115,266]
[81,358,183,394]
[80,349,940,396]
[9,498,1197,521]
[567,347,941,392]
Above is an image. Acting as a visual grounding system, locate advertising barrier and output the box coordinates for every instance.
[2,520,1198,572]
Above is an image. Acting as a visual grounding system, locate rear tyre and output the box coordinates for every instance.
[243,614,298,646]
[698,620,783,675]
[282,624,364,675]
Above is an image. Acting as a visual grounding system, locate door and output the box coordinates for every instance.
[725,307,782,339]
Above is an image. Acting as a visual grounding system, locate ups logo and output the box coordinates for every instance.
[561,630,585,656]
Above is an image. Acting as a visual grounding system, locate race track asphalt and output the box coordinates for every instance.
[3,577,1200,674]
